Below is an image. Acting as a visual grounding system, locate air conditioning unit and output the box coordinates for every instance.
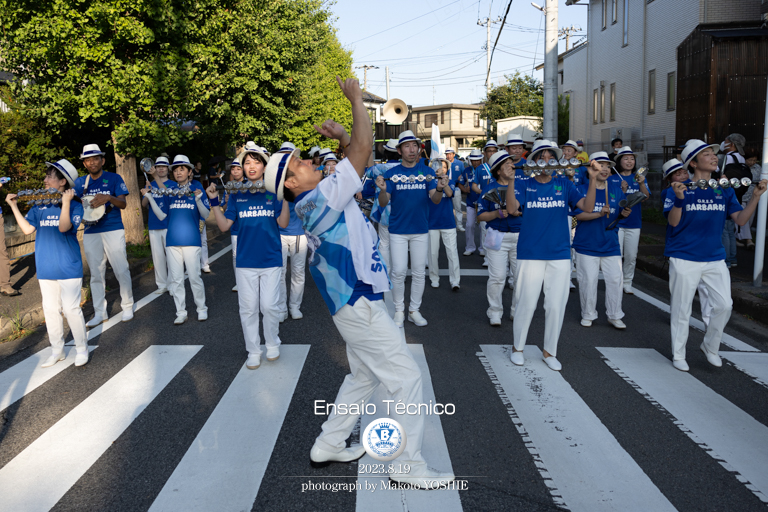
[601,127,632,149]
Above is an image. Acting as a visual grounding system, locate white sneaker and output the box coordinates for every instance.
[290,309,303,320]
[510,350,525,366]
[608,318,626,330]
[41,351,66,368]
[507,281,514,290]
[266,346,280,361]
[310,443,366,464]
[431,281,439,288]
[463,250,474,256]
[86,314,105,328]
[121,309,134,322]
[570,281,576,290]
[393,311,405,327]
[232,285,238,292]
[74,349,89,367]
[623,286,634,295]
[673,359,689,372]
[201,265,211,273]
[482,260,489,267]
[198,310,208,322]
[479,250,486,256]
[155,287,168,294]
[580,318,592,327]
[700,343,722,367]
[174,312,188,325]
[389,467,455,489]
[457,225,465,232]
[246,353,261,370]
[489,316,501,326]
[543,356,562,371]
[408,311,428,326]
[279,311,288,323]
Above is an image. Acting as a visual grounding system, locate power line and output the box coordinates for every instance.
[349,0,462,44]
[486,0,514,88]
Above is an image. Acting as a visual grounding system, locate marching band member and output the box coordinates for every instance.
[309,146,322,169]
[141,156,173,294]
[505,140,600,371]
[323,153,338,176]
[571,152,631,329]
[206,143,289,369]
[477,152,522,325]
[144,155,210,325]
[376,130,445,327]
[224,157,243,292]
[665,140,766,371]
[428,155,460,290]
[74,143,135,326]
[610,146,650,294]
[470,140,499,264]
[369,139,400,269]
[275,76,454,488]
[278,142,297,154]
[278,200,308,321]
[316,148,333,174]
[561,140,588,185]
[457,149,483,255]
[446,147,465,231]
[505,133,527,176]
[6,160,89,367]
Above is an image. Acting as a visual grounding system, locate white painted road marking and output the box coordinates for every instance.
[481,344,675,512]
[721,352,768,390]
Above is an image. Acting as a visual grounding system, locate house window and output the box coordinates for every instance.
[648,69,656,114]
[600,83,605,123]
[460,110,463,124]
[425,113,438,127]
[416,113,420,125]
[667,72,676,111]
[610,83,616,121]
[622,0,629,45]
[612,0,617,23]
[441,111,444,124]
[593,89,599,124]
[601,0,607,29]
[473,112,480,128]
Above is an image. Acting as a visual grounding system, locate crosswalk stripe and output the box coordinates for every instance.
[0,345,202,511]
[0,244,233,413]
[631,288,758,352]
[356,344,461,511]
[721,352,768,390]
[149,345,310,512]
[598,347,768,504]
[480,345,676,512]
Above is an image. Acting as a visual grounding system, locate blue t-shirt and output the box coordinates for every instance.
[570,182,625,257]
[74,171,129,234]
[369,161,398,227]
[385,162,437,235]
[27,202,84,280]
[166,181,210,248]
[518,178,585,260]
[457,164,481,206]
[473,163,495,205]
[147,179,175,230]
[428,179,457,230]
[449,160,464,182]
[361,169,377,199]
[609,172,649,229]
[663,184,742,262]
[477,180,523,233]
[511,157,528,179]
[572,166,589,187]
[279,202,304,236]
[224,189,283,268]
[223,181,244,236]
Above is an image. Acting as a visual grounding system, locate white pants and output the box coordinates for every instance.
[429,229,460,287]
[279,234,308,314]
[378,223,391,271]
[698,281,711,328]
[465,206,478,252]
[149,229,168,290]
[231,235,238,274]
[39,278,87,352]
[316,297,426,467]
[486,232,519,319]
[390,233,428,313]
[167,246,207,315]
[513,259,571,357]
[236,267,282,356]
[452,192,463,227]
[669,258,732,361]
[575,252,624,321]
[83,230,134,317]
[200,225,209,268]
[618,227,641,289]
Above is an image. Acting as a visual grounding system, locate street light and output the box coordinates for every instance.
[531,3,545,12]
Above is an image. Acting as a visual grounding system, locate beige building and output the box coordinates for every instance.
[410,104,486,157]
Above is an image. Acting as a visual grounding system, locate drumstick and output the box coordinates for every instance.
[604,185,609,217]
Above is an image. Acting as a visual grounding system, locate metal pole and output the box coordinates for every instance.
[753,71,768,287]
[543,0,558,142]
[486,5,492,140]
[385,66,390,100]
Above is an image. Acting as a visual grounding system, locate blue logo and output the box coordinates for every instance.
[363,418,406,461]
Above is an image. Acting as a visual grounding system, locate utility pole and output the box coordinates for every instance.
[478,6,503,140]
[558,25,580,52]
[532,1,559,142]
[385,66,391,100]
[354,65,379,91]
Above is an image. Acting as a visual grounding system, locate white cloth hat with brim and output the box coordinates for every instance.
[616,146,634,159]
[170,154,194,169]
[562,140,579,150]
[318,148,333,158]
[323,153,338,163]
[445,147,456,154]
[45,159,78,187]
[229,157,242,168]
[308,146,321,157]
[662,158,685,179]
[505,133,525,147]
[278,142,296,154]
[264,151,294,201]
[80,144,105,160]
[468,149,483,161]
[588,151,615,167]
[488,152,512,173]
[396,130,421,147]
[154,156,170,167]
[240,141,269,165]
[382,139,399,153]
[528,140,563,161]
[681,139,719,169]
[484,139,499,150]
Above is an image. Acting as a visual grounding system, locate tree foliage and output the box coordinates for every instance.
[480,72,544,141]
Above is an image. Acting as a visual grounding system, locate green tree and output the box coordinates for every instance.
[480,71,543,140]
[557,94,570,146]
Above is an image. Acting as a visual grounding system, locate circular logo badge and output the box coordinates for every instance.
[362,418,407,461]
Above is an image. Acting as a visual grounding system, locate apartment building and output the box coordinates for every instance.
[410,104,486,156]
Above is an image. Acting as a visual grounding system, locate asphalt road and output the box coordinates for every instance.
[1,229,767,512]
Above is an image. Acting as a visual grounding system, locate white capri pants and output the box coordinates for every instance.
[377,223,391,271]
[669,258,732,362]
[512,259,571,357]
[167,246,207,315]
[39,278,87,353]
[486,232,519,319]
[618,227,641,289]
[315,297,426,469]
[429,228,460,287]
[279,234,308,314]
[83,229,134,318]
[200,224,209,268]
[236,266,282,356]
[390,233,428,313]
[149,229,168,290]
[575,252,624,321]
[452,191,463,227]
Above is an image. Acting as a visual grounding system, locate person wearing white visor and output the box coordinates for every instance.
[505,140,601,371]
[458,149,484,255]
[445,147,465,231]
[427,154,461,291]
[223,157,244,291]
[74,143,135,326]
[664,140,767,372]
[5,160,89,367]
[141,156,175,294]
[369,139,401,269]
